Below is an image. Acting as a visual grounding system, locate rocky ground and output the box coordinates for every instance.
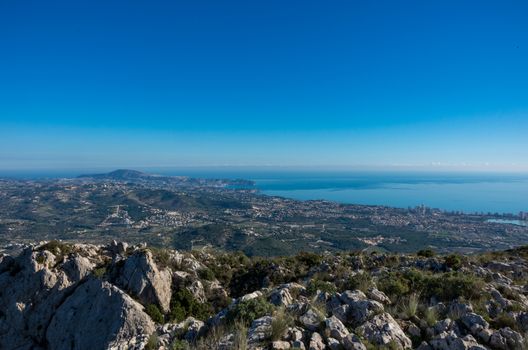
[1,241,528,349]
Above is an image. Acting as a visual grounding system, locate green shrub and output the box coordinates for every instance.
[145,334,158,350]
[271,308,294,341]
[378,272,410,297]
[93,266,107,279]
[169,289,212,322]
[417,249,436,258]
[378,269,484,302]
[400,293,420,319]
[491,312,519,331]
[444,254,462,270]
[344,272,373,292]
[198,268,215,281]
[38,240,73,255]
[424,307,438,326]
[227,296,275,326]
[170,340,189,350]
[295,251,322,268]
[146,304,164,323]
[307,279,337,296]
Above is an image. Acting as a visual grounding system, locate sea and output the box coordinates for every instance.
[1,168,528,215]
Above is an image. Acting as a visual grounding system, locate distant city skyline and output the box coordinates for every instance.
[1,1,527,171]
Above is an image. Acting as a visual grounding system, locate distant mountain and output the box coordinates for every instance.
[77,169,164,180]
[77,169,254,188]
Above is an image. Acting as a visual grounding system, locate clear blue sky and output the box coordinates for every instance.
[1,0,527,171]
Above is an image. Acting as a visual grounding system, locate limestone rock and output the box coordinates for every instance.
[118,251,172,312]
[248,316,272,344]
[343,333,367,350]
[308,332,325,350]
[46,278,155,350]
[358,312,412,350]
[300,308,323,331]
[324,315,349,341]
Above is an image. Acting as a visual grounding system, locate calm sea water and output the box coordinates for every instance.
[2,169,527,214]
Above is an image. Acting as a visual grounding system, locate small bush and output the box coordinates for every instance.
[307,279,337,296]
[232,321,248,350]
[93,266,107,279]
[344,272,373,292]
[417,249,436,258]
[146,304,164,323]
[227,297,275,326]
[378,272,410,297]
[271,308,293,341]
[198,268,215,281]
[444,254,462,270]
[145,334,158,350]
[491,312,519,331]
[378,269,484,302]
[400,293,420,319]
[170,340,189,350]
[169,289,211,322]
[295,251,322,268]
[424,307,438,326]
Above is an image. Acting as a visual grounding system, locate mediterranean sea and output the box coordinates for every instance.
[2,168,527,215]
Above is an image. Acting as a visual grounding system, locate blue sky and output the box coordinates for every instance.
[1,0,527,171]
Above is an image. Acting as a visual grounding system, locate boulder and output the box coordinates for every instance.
[118,250,172,312]
[300,309,323,331]
[366,288,391,305]
[273,340,292,349]
[358,312,412,350]
[343,333,367,350]
[184,317,206,342]
[324,315,349,341]
[429,332,486,350]
[308,332,325,350]
[270,287,294,307]
[489,327,524,350]
[248,316,272,344]
[459,313,489,335]
[46,278,155,350]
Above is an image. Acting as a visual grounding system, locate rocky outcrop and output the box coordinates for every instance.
[118,250,172,312]
[358,312,412,349]
[3,241,528,350]
[46,278,155,350]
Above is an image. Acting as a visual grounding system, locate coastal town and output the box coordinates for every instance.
[0,171,527,255]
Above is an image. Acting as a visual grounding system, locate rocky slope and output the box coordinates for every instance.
[1,241,528,349]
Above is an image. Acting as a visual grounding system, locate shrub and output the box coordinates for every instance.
[170,340,189,350]
[417,249,436,258]
[227,297,275,326]
[344,272,373,292]
[146,304,164,323]
[145,334,158,350]
[295,251,322,268]
[198,268,215,281]
[491,312,519,331]
[169,289,212,322]
[38,240,73,256]
[271,308,294,341]
[424,307,438,326]
[400,293,420,319]
[38,240,73,264]
[444,254,462,270]
[378,269,484,302]
[232,321,248,350]
[93,266,107,279]
[307,279,337,296]
[378,272,410,297]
